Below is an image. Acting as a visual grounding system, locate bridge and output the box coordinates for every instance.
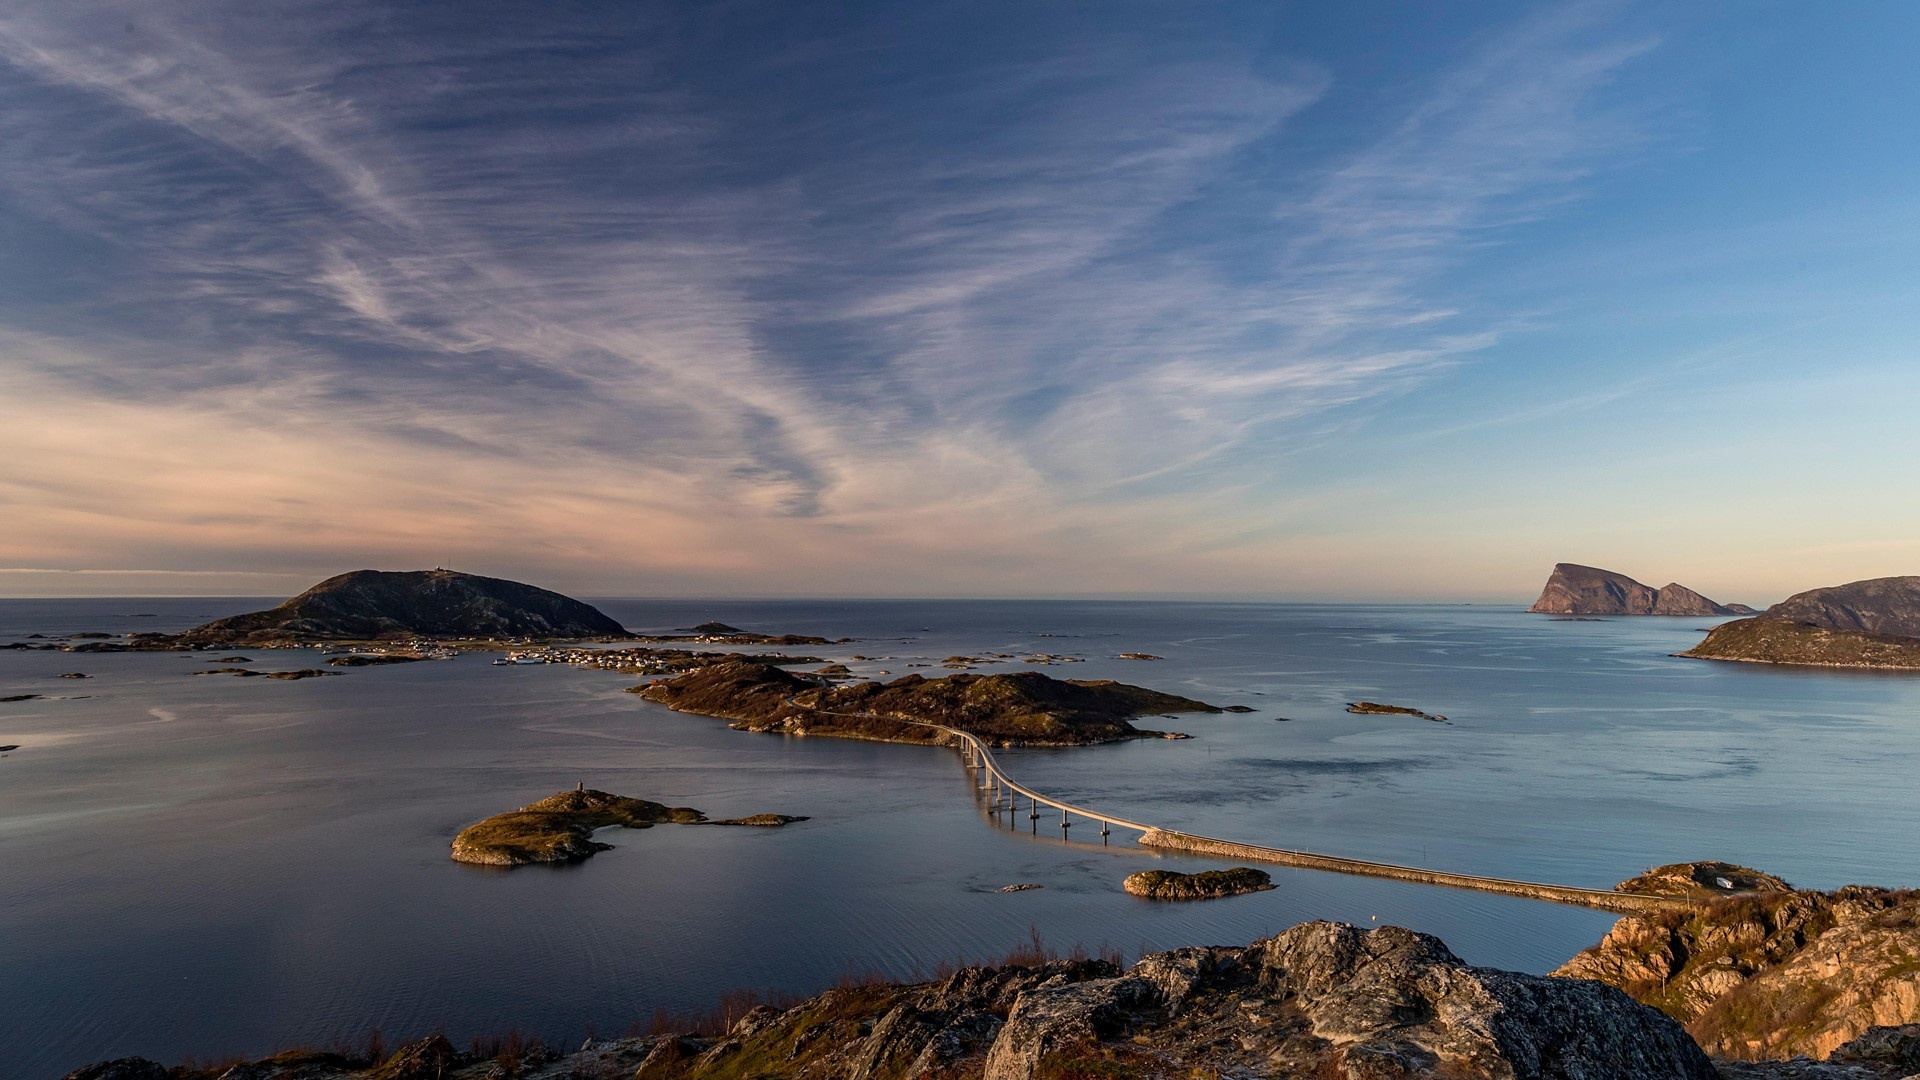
[784,696,1694,916]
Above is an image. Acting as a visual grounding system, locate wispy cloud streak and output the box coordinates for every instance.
[0,2,1656,593]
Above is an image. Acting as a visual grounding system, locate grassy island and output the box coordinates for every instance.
[631,660,1219,746]
[1123,867,1275,900]
[1681,617,1920,669]
[450,788,804,866]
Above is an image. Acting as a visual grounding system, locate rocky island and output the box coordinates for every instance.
[1346,700,1449,723]
[1528,563,1754,616]
[632,660,1219,746]
[1683,575,1920,669]
[180,568,632,645]
[632,620,842,646]
[1122,867,1274,900]
[449,788,803,866]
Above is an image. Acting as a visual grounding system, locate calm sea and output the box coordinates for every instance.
[2,599,1915,1078]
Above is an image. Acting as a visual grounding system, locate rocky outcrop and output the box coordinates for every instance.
[179,569,629,644]
[99,923,1717,1080]
[1616,861,1796,901]
[634,661,1219,747]
[1556,882,1920,1061]
[1528,563,1746,616]
[1121,867,1274,900]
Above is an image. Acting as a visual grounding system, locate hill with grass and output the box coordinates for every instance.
[179,569,629,643]
[1682,576,1920,668]
[633,661,1218,746]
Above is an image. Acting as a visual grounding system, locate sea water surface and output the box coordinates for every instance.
[2,599,1916,1078]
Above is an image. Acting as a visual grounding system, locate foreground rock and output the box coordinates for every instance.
[633,661,1219,746]
[1122,867,1273,900]
[70,921,1716,1080]
[1528,563,1751,615]
[1684,576,1920,669]
[1557,876,1920,1061]
[179,569,630,645]
[450,788,803,866]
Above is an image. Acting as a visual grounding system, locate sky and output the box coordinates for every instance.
[1,1,1917,603]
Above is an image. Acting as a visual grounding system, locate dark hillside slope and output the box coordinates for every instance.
[180,569,629,642]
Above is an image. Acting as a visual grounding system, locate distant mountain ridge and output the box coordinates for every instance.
[1683,576,1920,668]
[1528,563,1752,616]
[180,569,629,643]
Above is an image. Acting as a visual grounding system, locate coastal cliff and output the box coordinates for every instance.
[1682,576,1920,668]
[633,660,1219,746]
[179,569,630,644]
[1528,563,1750,616]
[1556,865,1920,1062]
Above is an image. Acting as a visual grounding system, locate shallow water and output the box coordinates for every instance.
[1,599,1915,1078]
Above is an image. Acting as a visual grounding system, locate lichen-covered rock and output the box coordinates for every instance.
[366,1035,462,1080]
[1558,884,1920,1061]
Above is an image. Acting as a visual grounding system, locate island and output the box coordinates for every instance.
[449,787,804,866]
[179,568,631,645]
[631,620,842,646]
[1681,575,1920,669]
[1528,563,1754,616]
[1122,867,1274,900]
[1559,861,1920,1062]
[631,660,1220,746]
[1346,700,1449,722]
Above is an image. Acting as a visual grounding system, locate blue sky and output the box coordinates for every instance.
[1,1,1916,601]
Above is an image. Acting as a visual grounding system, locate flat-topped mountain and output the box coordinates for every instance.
[1683,575,1920,668]
[179,569,629,643]
[1528,563,1752,616]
